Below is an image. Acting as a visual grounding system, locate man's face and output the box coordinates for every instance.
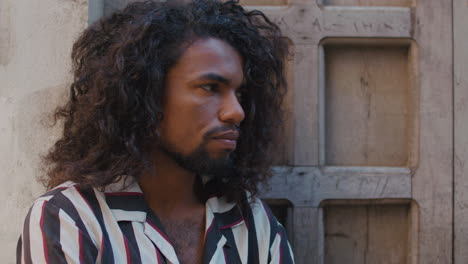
[156,37,245,175]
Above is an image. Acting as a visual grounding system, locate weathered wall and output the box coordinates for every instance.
[0,0,87,262]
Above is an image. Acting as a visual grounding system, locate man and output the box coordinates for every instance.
[18,0,293,263]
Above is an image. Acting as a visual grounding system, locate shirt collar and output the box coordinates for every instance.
[103,176,246,230]
[103,177,148,222]
[206,196,245,230]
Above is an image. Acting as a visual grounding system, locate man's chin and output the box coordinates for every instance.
[158,141,234,176]
[196,156,234,176]
[207,150,233,161]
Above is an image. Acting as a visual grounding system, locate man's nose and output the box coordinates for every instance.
[219,91,245,125]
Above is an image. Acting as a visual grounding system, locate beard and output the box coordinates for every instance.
[156,129,236,178]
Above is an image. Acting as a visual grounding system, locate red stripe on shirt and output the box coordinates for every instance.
[220,218,244,230]
[39,202,49,264]
[146,220,173,246]
[205,217,216,239]
[100,235,105,261]
[78,228,84,264]
[123,235,131,264]
[155,247,162,264]
[278,232,283,264]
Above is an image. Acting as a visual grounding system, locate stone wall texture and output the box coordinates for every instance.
[0,0,88,262]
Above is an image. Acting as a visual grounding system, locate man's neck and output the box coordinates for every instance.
[139,149,204,220]
[139,150,207,263]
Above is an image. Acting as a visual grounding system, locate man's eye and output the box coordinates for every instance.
[200,84,218,92]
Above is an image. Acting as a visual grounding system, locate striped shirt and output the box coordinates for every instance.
[17,179,294,264]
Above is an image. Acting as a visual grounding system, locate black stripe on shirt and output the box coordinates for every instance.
[105,193,147,212]
[215,204,244,263]
[244,204,259,264]
[49,192,98,263]
[75,187,114,263]
[119,221,142,263]
[22,207,33,264]
[16,237,22,264]
[278,224,293,264]
[202,217,223,263]
[214,205,243,229]
[41,201,67,263]
[39,187,67,198]
[220,227,242,264]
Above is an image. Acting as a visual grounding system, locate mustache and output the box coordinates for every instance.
[203,125,240,140]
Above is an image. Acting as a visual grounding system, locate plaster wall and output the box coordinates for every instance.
[0,0,88,262]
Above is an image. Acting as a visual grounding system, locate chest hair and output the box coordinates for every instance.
[161,215,205,264]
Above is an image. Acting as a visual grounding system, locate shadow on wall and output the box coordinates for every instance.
[15,85,68,177]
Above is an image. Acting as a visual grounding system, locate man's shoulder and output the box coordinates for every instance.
[34,181,79,203]
[29,181,104,217]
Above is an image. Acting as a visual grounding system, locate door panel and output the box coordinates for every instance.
[323,39,415,167]
[324,202,411,264]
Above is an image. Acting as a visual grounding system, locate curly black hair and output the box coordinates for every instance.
[44,0,289,203]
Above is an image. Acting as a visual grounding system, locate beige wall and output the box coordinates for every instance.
[0,0,87,262]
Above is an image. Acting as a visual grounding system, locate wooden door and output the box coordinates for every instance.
[97,0,453,263]
[254,0,453,263]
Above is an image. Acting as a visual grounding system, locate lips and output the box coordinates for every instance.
[211,130,239,150]
[211,130,239,141]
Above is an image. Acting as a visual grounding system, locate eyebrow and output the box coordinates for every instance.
[197,73,231,85]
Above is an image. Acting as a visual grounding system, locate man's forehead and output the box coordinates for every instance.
[168,38,244,83]
[177,38,242,66]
